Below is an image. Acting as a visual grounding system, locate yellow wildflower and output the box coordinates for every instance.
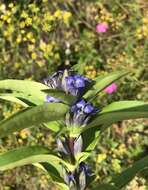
[37,61,45,67]
[44,12,54,21]
[31,52,37,60]
[97,153,107,163]
[46,44,53,53]
[28,44,35,52]
[63,11,72,25]
[39,40,47,51]
[21,11,28,18]
[19,129,30,139]
[19,21,25,28]
[20,29,25,34]
[0,4,6,13]
[8,3,14,8]
[54,53,60,60]
[25,17,32,26]
[26,32,33,40]
[16,35,22,43]
[42,23,51,32]
[54,10,62,19]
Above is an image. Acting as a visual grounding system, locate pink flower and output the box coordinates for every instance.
[96,23,109,33]
[104,83,117,94]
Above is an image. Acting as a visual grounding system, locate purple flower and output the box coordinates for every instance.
[44,71,64,89]
[69,99,98,127]
[83,104,94,114]
[79,162,92,176]
[96,23,109,33]
[65,74,91,96]
[104,83,117,94]
[68,172,75,183]
[44,70,92,97]
[71,99,97,115]
[45,95,60,103]
[63,170,75,185]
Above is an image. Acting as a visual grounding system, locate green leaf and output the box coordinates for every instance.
[84,70,128,99]
[0,103,69,138]
[111,155,148,188]
[93,184,119,190]
[41,162,64,182]
[42,89,76,104]
[44,121,63,132]
[82,127,100,152]
[0,92,43,106]
[38,163,69,190]
[85,101,148,132]
[0,80,49,104]
[0,146,61,171]
[0,94,28,107]
[0,79,48,93]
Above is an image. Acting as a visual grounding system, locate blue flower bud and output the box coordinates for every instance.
[44,71,64,89]
[44,70,92,97]
[70,99,98,126]
[74,135,83,157]
[79,162,92,176]
[83,103,95,114]
[68,172,75,183]
[76,99,86,109]
[75,77,85,88]
[56,138,69,155]
[45,95,60,103]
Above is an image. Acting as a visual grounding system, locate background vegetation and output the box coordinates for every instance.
[0,0,147,189]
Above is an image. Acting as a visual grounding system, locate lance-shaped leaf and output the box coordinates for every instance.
[92,184,119,190]
[0,80,49,104]
[42,89,76,104]
[0,79,48,93]
[84,70,128,99]
[44,121,63,132]
[0,103,69,138]
[37,163,69,190]
[111,155,148,188]
[0,94,28,107]
[0,92,44,106]
[84,101,148,132]
[0,146,62,171]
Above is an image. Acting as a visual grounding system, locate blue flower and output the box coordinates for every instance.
[69,99,98,127]
[44,71,64,89]
[83,104,95,114]
[67,172,75,183]
[45,95,60,103]
[71,99,97,115]
[79,162,92,176]
[44,70,92,97]
[63,169,75,185]
[65,74,92,96]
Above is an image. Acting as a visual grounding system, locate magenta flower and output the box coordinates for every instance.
[104,83,117,94]
[96,23,109,33]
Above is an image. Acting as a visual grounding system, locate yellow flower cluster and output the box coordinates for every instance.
[96,153,107,163]
[19,128,30,139]
[107,52,127,69]
[135,17,148,39]
[54,10,72,25]
[0,2,72,72]
[85,65,97,79]
[95,4,123,31]
[3,103,21,118]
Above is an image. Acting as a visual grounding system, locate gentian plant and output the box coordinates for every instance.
[0,69,147,190]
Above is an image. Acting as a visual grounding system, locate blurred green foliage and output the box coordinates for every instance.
[0,0,147,189]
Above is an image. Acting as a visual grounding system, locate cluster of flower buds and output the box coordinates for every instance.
[44,70,92,97]
[44,70,96,189]
[63,162,92,190]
